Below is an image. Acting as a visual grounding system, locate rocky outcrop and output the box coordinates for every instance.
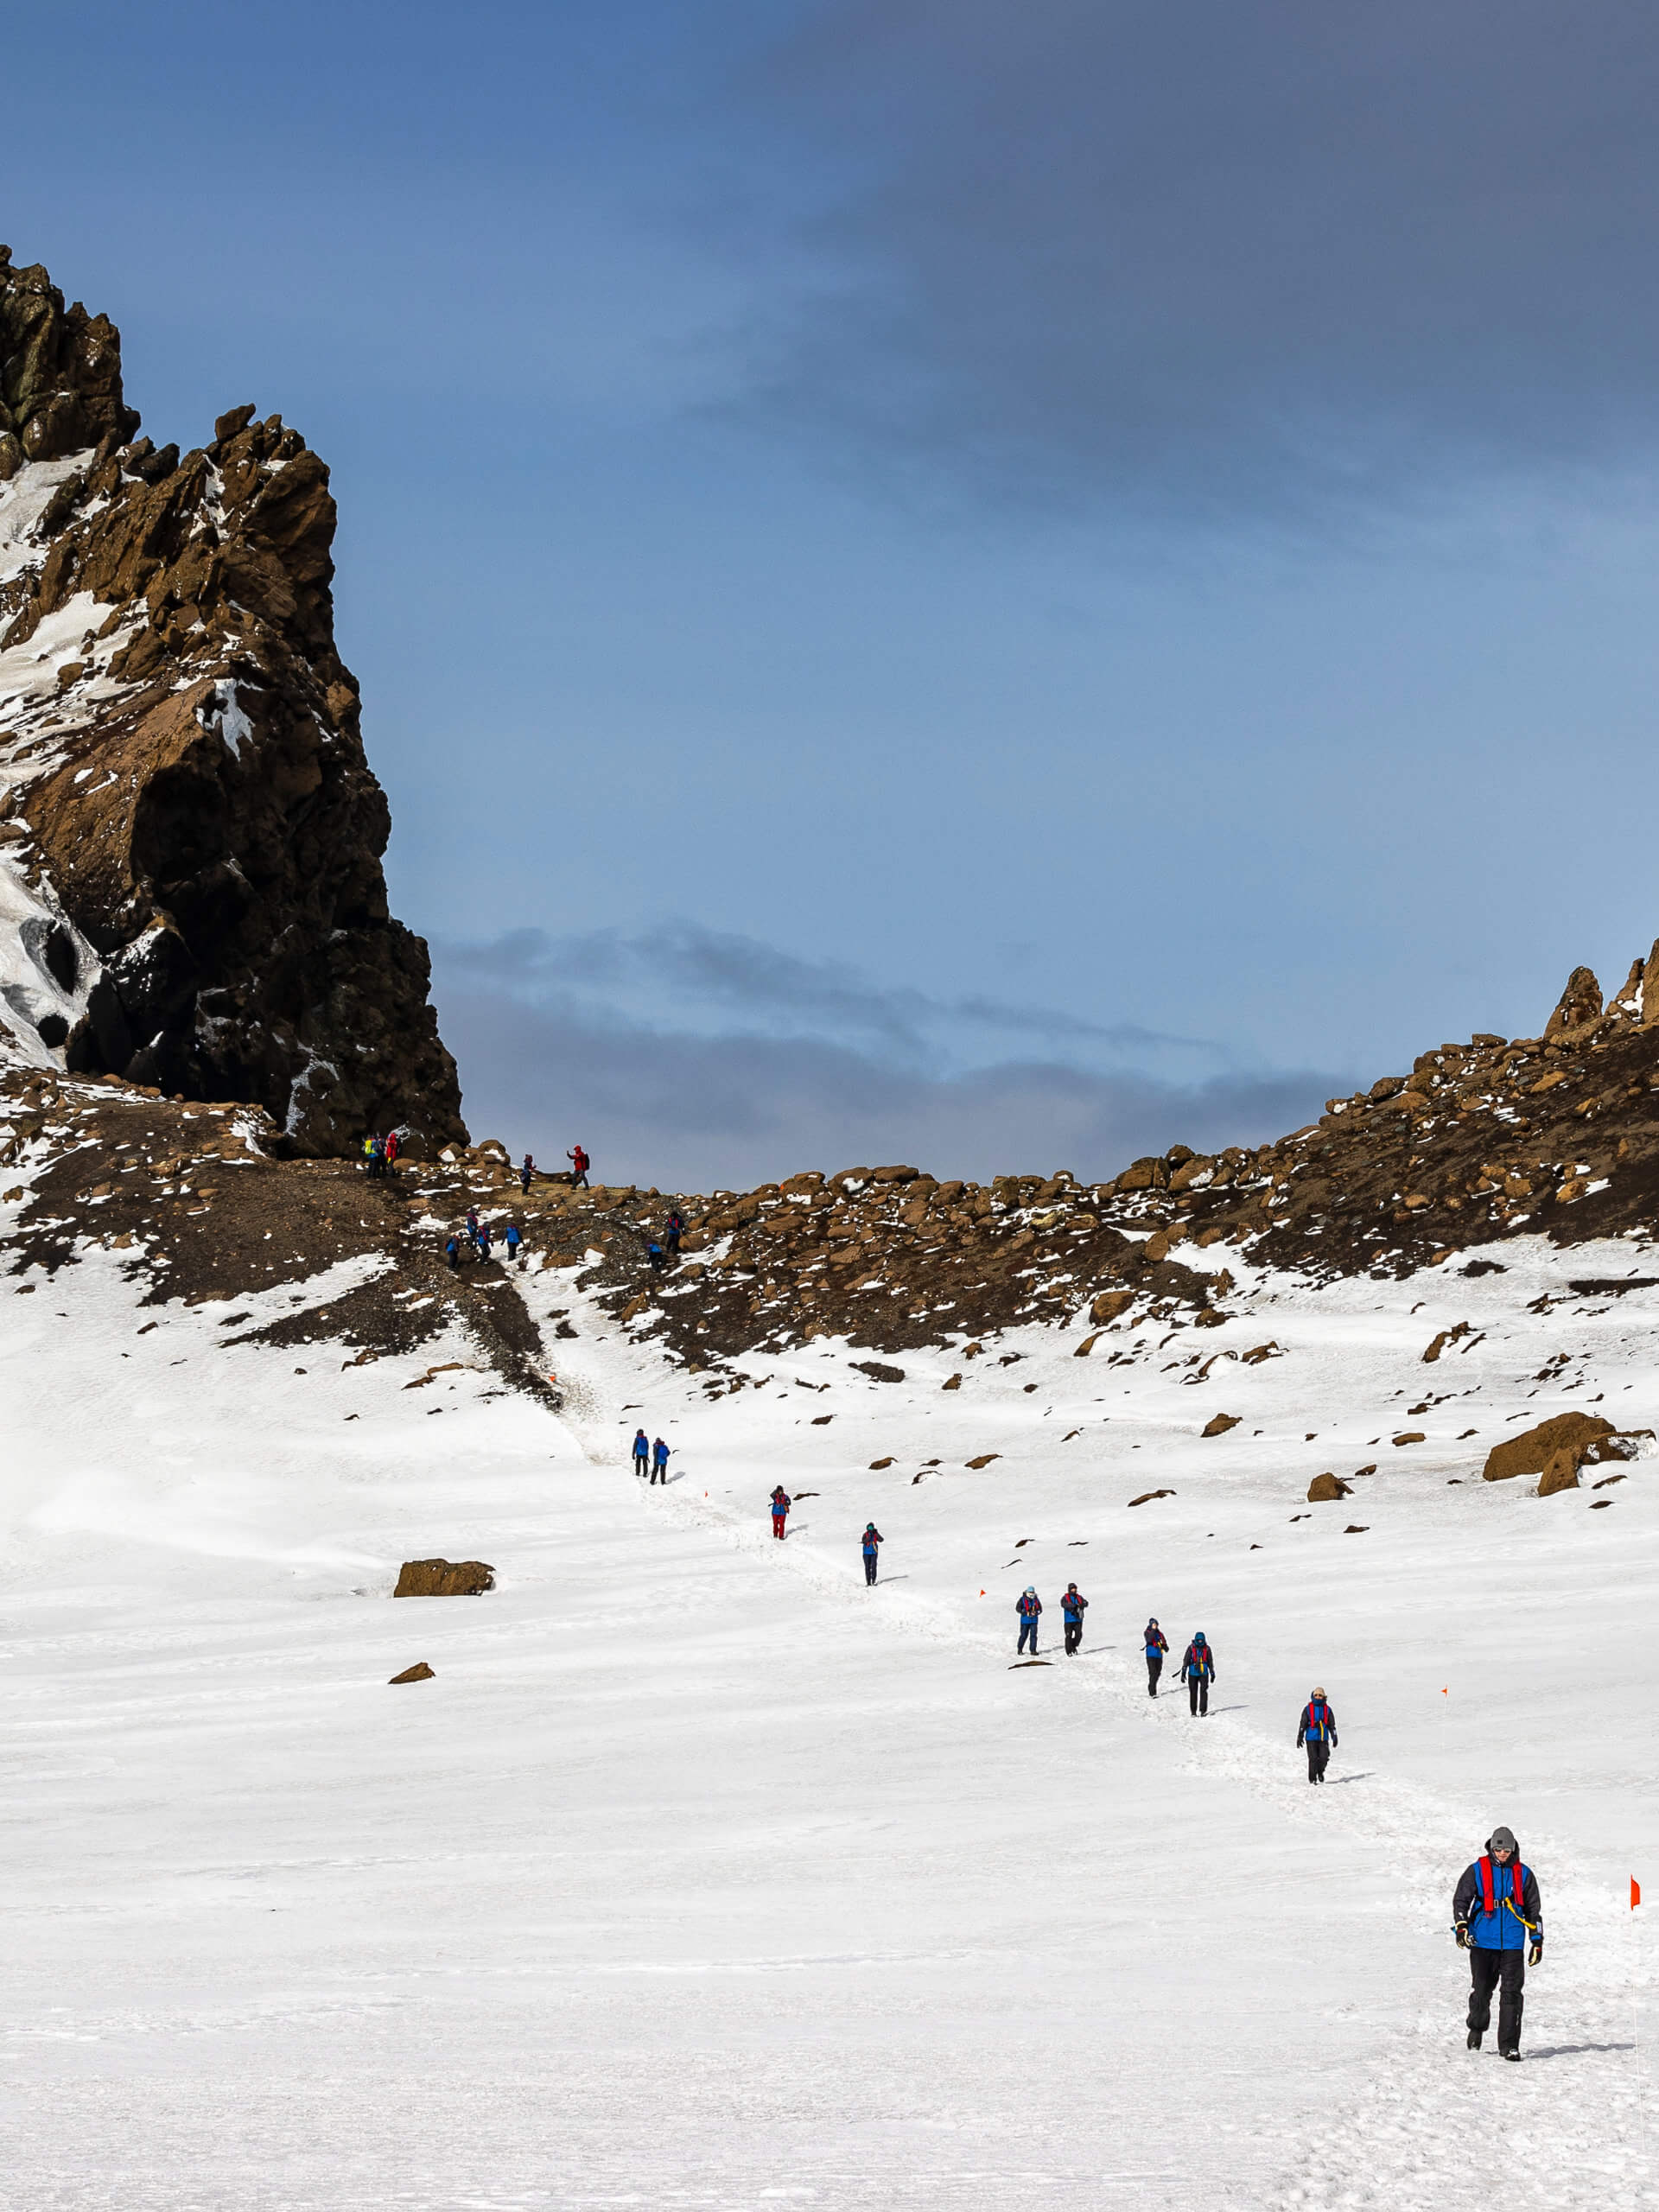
[393,1559,495,1598]
[1482,1411,1626,1485]
[0,247,466,1154]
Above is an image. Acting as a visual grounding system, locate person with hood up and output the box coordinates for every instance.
[1144,1618,1170,1696]
[651,1436,671,1485]
[1180,1631,1215,1716]
[1453,1827,1542,2059]
[1016,1587,1042,1656]
[632,1428,650,1478]
[770,1486,791,1538]
[1060,1583,1089,1655]
[665,1209,684,1256]
[1297,1688,1338,1783]
[568,1143,590,1190]
[504,1221,522,1265]
[521,1153,535,1195]
[861,1522,883,1585]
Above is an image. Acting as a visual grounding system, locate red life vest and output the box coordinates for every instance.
[1478,1855,1524,1919]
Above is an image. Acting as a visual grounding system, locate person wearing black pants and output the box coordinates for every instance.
[1180,1632,1215,1715]
[1144,1618,1168,1697]
[861,1523,882,1584]
[1297,1688,1337,1783]
[1454,1827,1542,2058]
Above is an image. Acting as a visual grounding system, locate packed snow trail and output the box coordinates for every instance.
[0,1231,1656,2206]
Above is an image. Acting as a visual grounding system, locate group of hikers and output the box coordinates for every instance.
[752,1505,1547,2058]
[444,1207,526,1271]
[359,1130,403,1177]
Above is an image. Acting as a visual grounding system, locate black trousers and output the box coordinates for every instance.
[1305,1739,1331,1783]
[1188,1673,1208,1715]
[1468,1946,1525,2050]
[864,1554,878,1584]
[1064,1619,1083,1654]
[1147,1655,1162,1696]
[650,1464,666,1484]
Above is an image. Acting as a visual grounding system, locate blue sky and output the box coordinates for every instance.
[10,1,1659,1185]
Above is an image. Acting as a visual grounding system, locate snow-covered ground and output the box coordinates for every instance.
[2,1219,1656,2209]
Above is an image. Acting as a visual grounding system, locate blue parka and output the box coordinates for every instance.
[1453,1851,1542,1952]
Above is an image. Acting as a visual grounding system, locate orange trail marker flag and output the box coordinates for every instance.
[1635,1878,1643,1910]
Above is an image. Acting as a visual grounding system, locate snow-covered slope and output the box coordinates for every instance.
[3,1165,1656,2209]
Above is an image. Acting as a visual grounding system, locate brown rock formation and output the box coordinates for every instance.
[393,1559,496,1598]
[1482,1412,1614,1484]
[389,1661,436,1683]
[0,247,465,1154]
[1307,1472,1351,1501]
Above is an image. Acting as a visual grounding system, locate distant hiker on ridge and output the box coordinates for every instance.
[521,1152,535,1194]
[861,1522,883,1585]
[1061,1581,1089,1656]
[1180,1631,1215,1716]
[1297,1687,1338,1783]
[1144,1618,1169,1697]
[568,1142,589,1190]
[1453,1827,1542,2060]
[664,1209,684,1256]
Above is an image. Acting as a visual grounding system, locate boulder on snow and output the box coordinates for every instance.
[392,1558,495,1598]
[389,1661,435,1683]
[1090,1289,1135,1325]
[1482,1412,1615,1484]
[1307,1472,1352,1502]
[1536,1451,1581,1497]
[1202,1413,1241,1438]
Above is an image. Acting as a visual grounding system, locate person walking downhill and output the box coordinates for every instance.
[444,1236,460,1272]
[647,1238,665,1272]
[664,1209,684,1257]
[385,1129,400,1173]
[521,1153,535,1196]
[568,1142,589,1190]
[477,1220,493,1262]
[504,1221,522,1266]
[1297,1688,1338,1783]
[1144,1618,1169,1697]
[1453,1827,1542,2060]
[1061,1582,1089,1655]
[632,1428,651,1478]
[861,1522,883,1585]
[1016,1586,1042,1656]
[1180,1631,1215,1716]
[770,1486,791,1539]
[466,1208,480,1250]
[651,1436,671,1485]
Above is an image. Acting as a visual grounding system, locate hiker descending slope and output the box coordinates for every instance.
[1061,1583,1089,1655]
[1180,1632,1215,1716]
[771,1486,791,1539]
[1297,1688,1338,1783]
[1016,1587,1042,1656]
[1144,1618,1169,1696]
[861,1523,883,1585]
[632,1428,650,1478]
[1453,1826,1542,2060]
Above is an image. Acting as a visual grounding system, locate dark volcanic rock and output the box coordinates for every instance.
[0,246,465,1155]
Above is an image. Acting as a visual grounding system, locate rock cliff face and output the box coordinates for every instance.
[0,246,466,1154]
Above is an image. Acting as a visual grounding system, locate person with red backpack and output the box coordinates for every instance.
[1296,1688,1338,1783]
[1453,1827,1542,2059]
[568,1142,589,1190]
[861,1523,883,1584]
[1179,1631,1215,1715]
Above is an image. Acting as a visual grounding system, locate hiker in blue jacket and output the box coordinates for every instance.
[1060,1582,1088,1655]
[861,1522,883,1585]
[651,1436,671,1485]
[1016,1587,1042,1656]
[1453,1827,1542,2058]
[1180,1632,1215,1716]
[632,1428,650,1477]
[1144,1618,1169,1696]
[1297,1688,1338,1783]
[504,1221,522,1265]
[520,1153,535,1195]
[444,1236,460,1272]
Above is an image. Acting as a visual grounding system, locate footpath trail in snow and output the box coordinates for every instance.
[1,1227,1656,2207]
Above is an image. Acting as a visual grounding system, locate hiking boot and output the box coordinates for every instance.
[1501,2049,1521,2063]
[1466,2029,1482,2050]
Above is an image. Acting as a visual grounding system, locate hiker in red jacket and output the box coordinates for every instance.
[568,1142,589,1189]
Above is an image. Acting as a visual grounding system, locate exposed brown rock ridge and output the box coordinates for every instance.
[0,246,466,1154]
